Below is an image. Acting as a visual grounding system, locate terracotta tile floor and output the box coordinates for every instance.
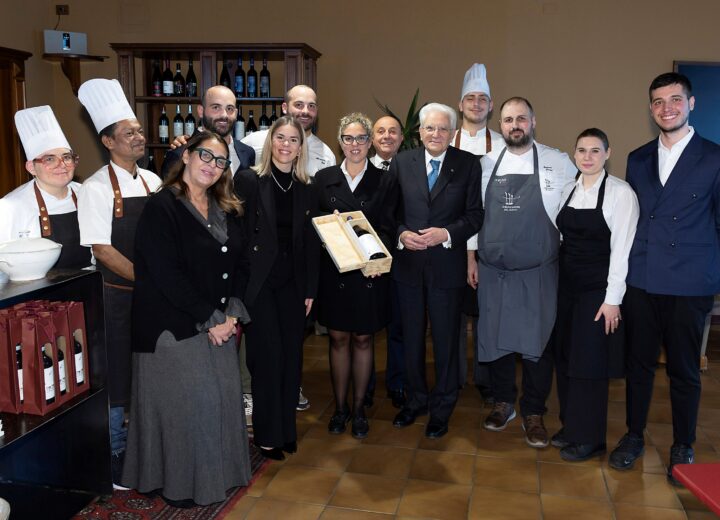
[228,327,720,519]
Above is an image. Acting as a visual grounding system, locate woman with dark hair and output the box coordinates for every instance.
[552,128,639,461]
[234,116,319,460]
[122,131,252,506]
[314,113,394,438]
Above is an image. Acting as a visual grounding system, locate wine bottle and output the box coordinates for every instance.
[173,104,184,138]
[42,344,56,405]
[159,106,169,144]
[259,102,270,130]
[246,109,258,134]
[219,61,231,88]
[186,60,198,97]
[73,337,85,385]
[353,225,387,259]
[56,340,67,395]
[151,61,162,97]
[15,343,23,404]
[162,60,174,96]
[247,57,257,98]
[184,105,196,136]
[260,57,270,97]
[234,57,245,98]
[147,154,157,173]
[173,63,185,96]
[270,102,278,124]
[234,104,246,140]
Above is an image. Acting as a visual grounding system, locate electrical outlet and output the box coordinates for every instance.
[56,4,69,15]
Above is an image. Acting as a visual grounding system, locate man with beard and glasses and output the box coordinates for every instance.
[473,96,575,449]
[608,73,720,486]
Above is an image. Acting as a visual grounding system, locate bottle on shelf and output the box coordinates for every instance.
[219,61,231,88]
[15,343,23,404]
[260,57,270,97]
[259,102,270,131]
[186,60,198,97]
[173,104,184,138]
[173,63,185,96]
[352,225,387,260]
[56,341,67,396]
[41,344,56,405]
[184,105,196,136]
[270,102,279,124]
[73,337,85,385]
[247,57,258,98]
[147,154,157,174]
[162,59,174,97]
[234,104,245,140]
[159,106,169,144]
[151,61,162,97]
[234,57,245,98]
[246,109,258,135]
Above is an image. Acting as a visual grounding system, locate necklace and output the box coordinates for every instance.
[271,171,294,193]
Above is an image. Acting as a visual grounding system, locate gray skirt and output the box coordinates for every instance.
[121,330,251,505]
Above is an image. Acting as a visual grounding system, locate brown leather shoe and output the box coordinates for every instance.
[483,402,516,431]
[522,415,549,448]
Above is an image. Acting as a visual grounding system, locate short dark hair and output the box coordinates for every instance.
[575,128,610,150]
[99,122,118,140]
[499,96,534,117]
[649,72,692,100]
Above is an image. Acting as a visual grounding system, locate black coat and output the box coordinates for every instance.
[313,164,394,333]
[233,168,319,306]
[161,130,256,179]
[132,188,248,352]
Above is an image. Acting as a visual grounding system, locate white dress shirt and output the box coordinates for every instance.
[370,154,392,170]
[658,127,695,186]
[77,161,162,246]
[242,129,336,177]
[340,159,367,192]
[559,171,639,305]
[0,180,82,242]
[452,127,505,157]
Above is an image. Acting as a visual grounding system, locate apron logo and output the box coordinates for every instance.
[494,177,508,184]
[503,192,521,212]
[544,178,554,191]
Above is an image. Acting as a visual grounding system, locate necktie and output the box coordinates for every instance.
[428,159,440,190]
[381,160,390,171]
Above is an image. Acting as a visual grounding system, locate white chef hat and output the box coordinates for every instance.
[78,78,136,134]
[14,106,71,160]
[461,63,491,101]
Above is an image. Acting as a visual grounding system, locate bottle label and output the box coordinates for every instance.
[152,82,161,96]
[247,77,257,96]
[174,81,184,95]
[235,78,244,95]
[358,233,384,258]
[260,77,270,96]
[185,122,195,136]
[259,123,269,131]
[159,126,169,139]
[58,360,67,393]
[173,122,184,137]
[17,369,23,402]
[234,121,245,140]
[44,366,55,402]
[187,83,197,97]
[75,352,85,384]
[162,80,173,95]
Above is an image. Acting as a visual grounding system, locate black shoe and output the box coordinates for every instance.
[560,442,607,462]
[162,496,197,509]
[425,420,448,439]
[351,414,369,439]
[387,389,406,409]
[608,433,645,470]
[551,428,570,449]
[282,441,297,454]
[255,444,285,461]
[328,408,351,434]
[363,392,374,408]
[667,443,694,486]
[393,407,426,428]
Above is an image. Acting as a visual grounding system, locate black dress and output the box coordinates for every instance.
[314,164,394,333]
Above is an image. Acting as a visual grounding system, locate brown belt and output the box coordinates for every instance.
[104,281,134,291]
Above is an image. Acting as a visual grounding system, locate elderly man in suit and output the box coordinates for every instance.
[389,103,483,439]
[608,72,720,485]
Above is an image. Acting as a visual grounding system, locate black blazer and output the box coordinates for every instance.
[390,146,483,289]
[234,168,319,306]
[160,129,256,179]
[132,188,248,352]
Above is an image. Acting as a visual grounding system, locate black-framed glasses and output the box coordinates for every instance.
[195,148,230,170]
[33,152,79,168]
[340,134,370,145]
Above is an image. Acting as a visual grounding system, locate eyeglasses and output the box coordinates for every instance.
[33,152,79,168]
[273,133,300,145]
[421,126,451,135]
[195,148,230,170]
[340,134,370,145]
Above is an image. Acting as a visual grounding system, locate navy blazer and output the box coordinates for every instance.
[160,130,256,179]
[389,146,483,289]
[626,132,720,296]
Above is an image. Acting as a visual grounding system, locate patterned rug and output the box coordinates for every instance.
[73,444,268,519]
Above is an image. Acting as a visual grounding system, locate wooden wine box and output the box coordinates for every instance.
[312,211,392,276]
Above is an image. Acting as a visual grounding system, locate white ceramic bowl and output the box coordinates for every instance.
[0,237,62,281]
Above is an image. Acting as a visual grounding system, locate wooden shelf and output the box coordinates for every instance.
[43,53,107,96]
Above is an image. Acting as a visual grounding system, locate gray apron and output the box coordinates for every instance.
[476,144,560,361]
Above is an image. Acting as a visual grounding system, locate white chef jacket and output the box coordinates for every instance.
[559,170,639,305]
[241,130,336,177]
[77,161,162,247]
[0,179,82,243]
[452,127,505,157]
[468,141,576,249]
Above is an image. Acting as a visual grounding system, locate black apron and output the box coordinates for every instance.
[33,183,91,269]
[555,173,624,379]
[476,144,560,361]
[99,164,151,406]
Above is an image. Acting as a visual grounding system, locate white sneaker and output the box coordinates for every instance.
[297,387,309,411]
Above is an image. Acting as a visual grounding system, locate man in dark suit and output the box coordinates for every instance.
[161,85,255,177]
[609,72,720,485]
[389,102,483,439]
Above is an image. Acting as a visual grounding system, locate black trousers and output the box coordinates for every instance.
[558,375,608,445]
[245,280,306,447]
[395,269,463,423]
[624,285,713,445]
